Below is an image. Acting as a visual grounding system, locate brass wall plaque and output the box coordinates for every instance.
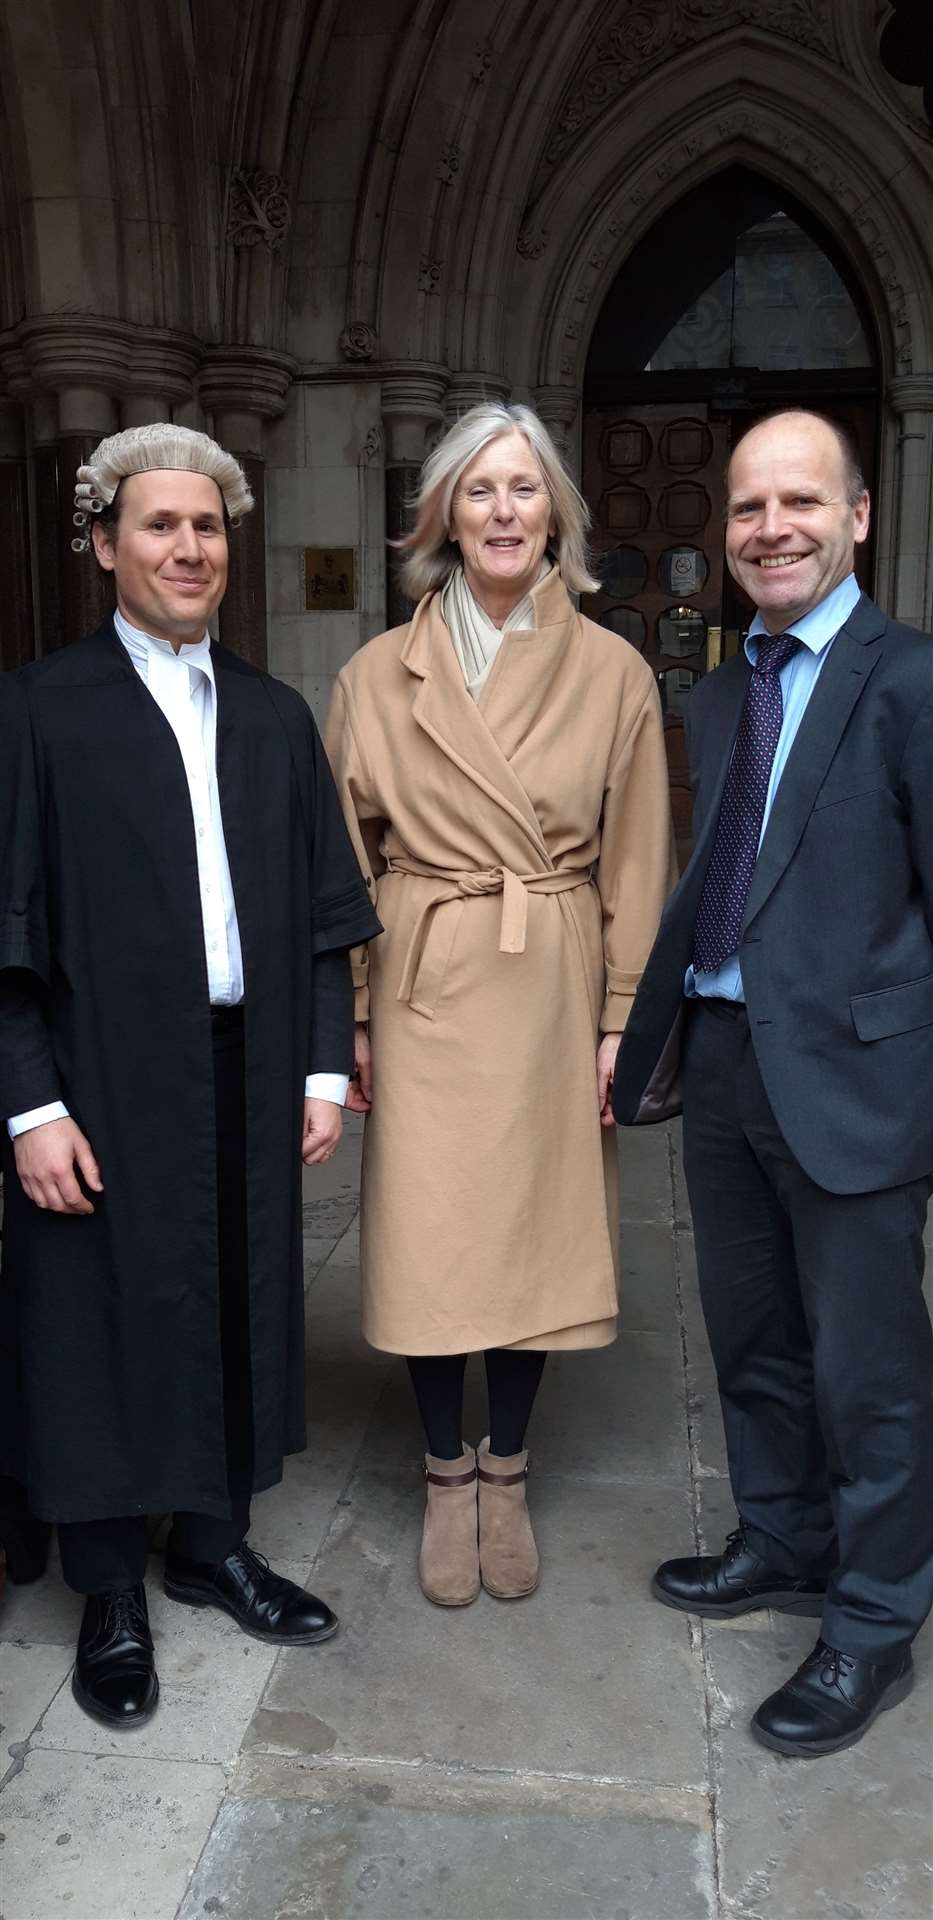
[305,547,355,610]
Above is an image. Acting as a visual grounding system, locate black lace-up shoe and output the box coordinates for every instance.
[72,1583,159,1727]
[164,1541,338,1645]
[752,1638,914,1756]
[652,1526,826,1618]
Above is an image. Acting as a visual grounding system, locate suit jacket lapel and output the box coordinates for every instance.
[742,598,886,932]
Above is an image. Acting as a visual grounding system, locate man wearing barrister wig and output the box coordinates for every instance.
[0,424,380,1726]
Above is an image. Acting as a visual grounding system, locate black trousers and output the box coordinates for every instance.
[682,998,933,1658]
[58,1009,254,1595]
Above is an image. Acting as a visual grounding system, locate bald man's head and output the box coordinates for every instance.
[730,409,866,506]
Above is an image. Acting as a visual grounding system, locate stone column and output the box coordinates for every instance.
[0,399,35,669]
[18,318,133,647]
[886,375,933,631]
[381,365,448,628]
[30,395,62,655]
[533,385,582,472]
[199,348,295,669]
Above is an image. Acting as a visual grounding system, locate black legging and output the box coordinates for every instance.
[407,1349,546,1460]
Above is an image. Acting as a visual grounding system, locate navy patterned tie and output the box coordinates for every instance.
[693,631,801,972]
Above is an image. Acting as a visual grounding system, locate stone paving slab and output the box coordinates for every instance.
[705,1612,933,1920]
[0,1642,73,1759]
[255,1468,708,1789]
[177,1758,717,1920]
[0,1747,226,1920]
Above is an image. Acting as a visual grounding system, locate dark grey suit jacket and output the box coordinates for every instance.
[612,594,933,1195]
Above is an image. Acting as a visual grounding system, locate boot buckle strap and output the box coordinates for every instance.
[424,1466,478,1488]
[477,1465,528,1486]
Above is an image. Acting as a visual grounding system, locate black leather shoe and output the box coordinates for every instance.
[652,1526,826,1618]
[164,1541,338,1645]
[752,1639,914,1756]
[0,1476,51,1585]
[72,1584,159,1728]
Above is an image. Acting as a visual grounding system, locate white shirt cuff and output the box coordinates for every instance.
[304,1073,350,1106]
[8,1101,71,1139]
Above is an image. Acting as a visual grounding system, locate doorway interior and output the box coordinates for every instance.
[582,166,880,857]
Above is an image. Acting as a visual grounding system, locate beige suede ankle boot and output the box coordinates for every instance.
[418,1446,480,1606]
[477,1437,540,1599]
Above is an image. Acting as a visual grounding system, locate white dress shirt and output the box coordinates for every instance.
[7,611,347,1136]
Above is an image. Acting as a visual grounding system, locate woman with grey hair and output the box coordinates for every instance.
[326,403,673,1607]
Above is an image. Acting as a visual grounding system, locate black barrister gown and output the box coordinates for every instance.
[0,618,380,1523]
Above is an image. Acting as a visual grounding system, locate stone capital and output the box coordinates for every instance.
[443,371,510,422]
[886,374,933,416]
[198,346,298,427]
[380,362,448,463]
[17,316,135,407]
[126,330,202,411]
[533,384,580,429]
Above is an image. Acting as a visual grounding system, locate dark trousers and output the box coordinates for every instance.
[682,997,933,1658]
[58,1009,254,1595]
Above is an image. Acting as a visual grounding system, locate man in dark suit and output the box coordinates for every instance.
[613,408,933,1757]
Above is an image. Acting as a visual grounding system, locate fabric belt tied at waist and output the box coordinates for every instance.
[387,856,593,1018]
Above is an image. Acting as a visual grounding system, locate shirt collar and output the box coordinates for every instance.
[745,572,862,663]
[114,608,213,686]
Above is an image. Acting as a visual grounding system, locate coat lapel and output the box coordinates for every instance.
[402,591,553,866]
[742,596,887,932]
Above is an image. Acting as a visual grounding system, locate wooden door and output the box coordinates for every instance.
[582,403,732,863]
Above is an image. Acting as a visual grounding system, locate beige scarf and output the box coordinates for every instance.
[441,559,551,700]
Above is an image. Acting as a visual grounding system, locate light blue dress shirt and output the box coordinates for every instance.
[687,572,863,1003]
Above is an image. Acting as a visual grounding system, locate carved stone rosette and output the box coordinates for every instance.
[339,322,378,362]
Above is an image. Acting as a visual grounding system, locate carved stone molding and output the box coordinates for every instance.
[418,257,443,295]
[547,104,916,384]
[436,144,463,185]
[540,1,836,178]
[359,421,384,464]
[340,322,378,362]
[227,170,291,254]
[887,375,933,414]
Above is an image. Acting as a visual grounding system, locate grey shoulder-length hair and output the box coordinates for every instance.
[396,401,600,601]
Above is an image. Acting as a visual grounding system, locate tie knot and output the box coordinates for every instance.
[754,631,800,677]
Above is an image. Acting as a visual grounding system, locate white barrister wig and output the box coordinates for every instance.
[72,423,255,551]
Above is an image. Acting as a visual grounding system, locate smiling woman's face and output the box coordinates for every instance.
[449,430,555,610]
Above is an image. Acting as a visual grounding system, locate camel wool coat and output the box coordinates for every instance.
[324,567,674,1354]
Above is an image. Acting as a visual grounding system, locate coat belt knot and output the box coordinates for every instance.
[387,856,593,1018]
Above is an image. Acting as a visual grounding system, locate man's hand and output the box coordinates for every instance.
[597,1033,622,1129]
[301,1097,343,1166]
[14,1118,103,1214]
[346,1023,373,1114]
